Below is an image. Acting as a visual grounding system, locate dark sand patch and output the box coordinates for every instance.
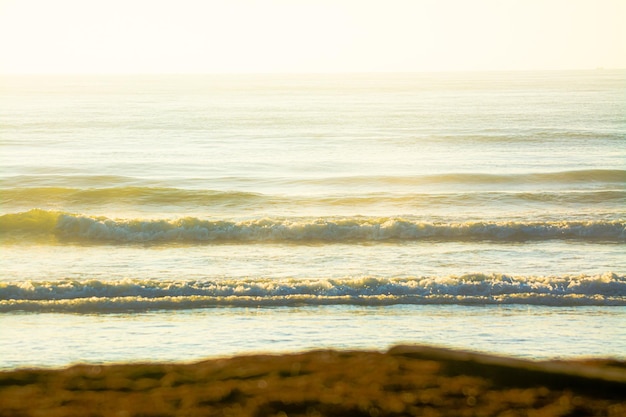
[1,345,624,416]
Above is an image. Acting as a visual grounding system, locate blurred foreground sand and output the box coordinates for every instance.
[1,345,625,417]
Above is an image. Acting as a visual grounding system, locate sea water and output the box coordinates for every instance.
[1,71,625,369]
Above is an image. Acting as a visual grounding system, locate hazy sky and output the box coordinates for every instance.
[1,0,624,74]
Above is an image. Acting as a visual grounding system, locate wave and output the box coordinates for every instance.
[428,129,626,143]
[1,274,624,312]
[316,169,626,186]
[1,210,624,243]
[1,186,265,207]
[0,175,143,188]
[3,169,624,189]
[1,187,624,209]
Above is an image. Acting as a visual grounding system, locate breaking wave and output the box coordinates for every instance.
[1,210,624,243]
[1,274,624,312]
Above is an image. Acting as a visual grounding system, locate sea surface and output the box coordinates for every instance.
[1,71,625,369]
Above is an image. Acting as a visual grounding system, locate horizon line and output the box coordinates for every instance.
[1,67,624,77]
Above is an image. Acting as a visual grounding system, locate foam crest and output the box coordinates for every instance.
[1,274,624,312]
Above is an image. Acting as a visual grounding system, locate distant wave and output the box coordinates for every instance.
[313,169,626,186]
[0,174,142,188]
[429,130,626,143]
[1,274,624,312]
[1,187,624,209]
[3,169,624,189]
[1,186,265,206]
[1,210,624,243]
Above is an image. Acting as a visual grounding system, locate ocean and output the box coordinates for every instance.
[1,70,625,369]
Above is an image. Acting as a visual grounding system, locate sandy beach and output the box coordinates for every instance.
[1,345,624,417]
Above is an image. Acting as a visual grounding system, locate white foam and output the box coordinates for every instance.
[1,273,624,312]
[52,214,626,243]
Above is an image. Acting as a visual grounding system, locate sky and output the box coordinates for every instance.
[0,0,625,74]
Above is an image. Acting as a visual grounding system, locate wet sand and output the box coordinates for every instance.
[1,345,625,417]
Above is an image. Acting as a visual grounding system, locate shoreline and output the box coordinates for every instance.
[1,345,625,417]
